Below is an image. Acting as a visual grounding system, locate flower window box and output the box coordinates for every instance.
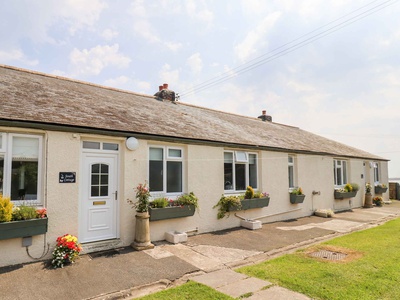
[149,205,196,221]
[334,190,357,199]
[0,218,48,240]
[374,186,388,194]
[238,197,270,210]
[290,194,306,204]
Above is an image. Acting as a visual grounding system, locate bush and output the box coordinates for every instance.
[350,183,359,192]
[0,195,13,223]
[213,195,241,219]
[344,183,353,192]
[291,187,303,195]
[12,205,38,221]
[244,186,254,199]
[176,192,199,208]
[151,197,169,208]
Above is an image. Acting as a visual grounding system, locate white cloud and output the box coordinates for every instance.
[104,76,130,87]
[235,11,281,62]
[0,49,38,66]
[101,29,119,40]
[159,64,180,86]
[185,0,214,25]
[69,44,131,76]
[186,53,203,74]
[164,42,183,52]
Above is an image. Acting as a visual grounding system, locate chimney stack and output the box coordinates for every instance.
[163,83,168,90]
[159,85,163,91]
[154,83,175,102]
[258,110,272,122]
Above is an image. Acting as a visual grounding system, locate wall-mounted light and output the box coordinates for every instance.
[126,137,139,151]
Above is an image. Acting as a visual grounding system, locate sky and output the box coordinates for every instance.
[1,0,399,178]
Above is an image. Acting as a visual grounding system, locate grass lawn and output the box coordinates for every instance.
[237,218,400,300]
[135,281,234,300]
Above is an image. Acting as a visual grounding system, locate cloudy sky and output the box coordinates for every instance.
[1,0,399,178]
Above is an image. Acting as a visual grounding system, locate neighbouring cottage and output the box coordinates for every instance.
[0,64,389,267]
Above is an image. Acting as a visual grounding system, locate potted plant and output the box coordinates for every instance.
[51,234,82,268]
[214,186,270,219]
[148,192,199,221]
[375,183,388,194]
[373,196,384,207]
[364,183,373,208]
[127,183,154,250]
[0,195,48,240]
[334,183,358,199]
[290,187,305,204]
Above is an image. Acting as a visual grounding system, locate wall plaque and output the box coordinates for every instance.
[59,172,76,183]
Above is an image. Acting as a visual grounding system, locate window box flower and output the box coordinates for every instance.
[290,187,305,204]
[148,192,199,222]
[239,196,270,210]
[375,184,388,194]
[334,183,359,199]
[149,205,196,221]
[0,218,48,240]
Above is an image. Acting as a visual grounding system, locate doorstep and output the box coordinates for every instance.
[80,239,124,254]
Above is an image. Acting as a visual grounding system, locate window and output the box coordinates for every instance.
[288,155,295,189]
[83,141,118,151]
[90,163,109,197]
[0,133,42,202]
[224,151,258,192]
[373,162,380,183]
[334,159,347,186]
[149,146,183,194]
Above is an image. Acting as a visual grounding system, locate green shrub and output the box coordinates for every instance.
[291,187,303,195]
[244,186,254,199]
[350,183,359,192]
[151,197,169,208]
[0,195,13,222]
[213,195,241,219]
[176,192,199,208]
[344,183,353,192]
[12,205,38,221]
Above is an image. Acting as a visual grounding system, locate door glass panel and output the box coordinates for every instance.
[91,163,109,197]
[103,143,118,151]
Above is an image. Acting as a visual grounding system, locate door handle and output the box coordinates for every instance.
[113,191,118,200]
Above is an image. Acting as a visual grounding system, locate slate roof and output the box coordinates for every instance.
[0,64,385,160]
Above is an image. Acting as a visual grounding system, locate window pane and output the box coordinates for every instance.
[12,136,39,159]
[343,161,347,184]
[224,160,233,190]
[168,149,182,158]
[83,141,100,149]
[336,167,342,186]
[333,161,337,185]
[167,161,182,193]
[0,156,3,194]
[90,163,109,198]
[149,161,163,192]
[224,152,233,163]
[11,161,38,200]
[149,148,163,160]
[288,156,293,163]
[235,151,248,162]
[249,154,257,189]
[103,143,119,151]
[235,164,246,191]
[288,165,294,188]
[0,134,2,149]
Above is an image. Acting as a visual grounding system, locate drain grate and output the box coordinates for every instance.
[310,250,347,261]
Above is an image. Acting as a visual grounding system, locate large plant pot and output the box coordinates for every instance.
[149,205,196,221]
[334,190,357,199]
[290,194,306,204]
[0,218,48,240]
[132,212,154,251]
[375,186,388,194]
[236,197,270,210]
[364,193,373,208]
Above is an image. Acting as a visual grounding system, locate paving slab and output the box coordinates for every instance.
[277,219,364,233]
[191,244,262,264]
[191,268,247,288]
[216,277,271,298]
[248,286,312,300]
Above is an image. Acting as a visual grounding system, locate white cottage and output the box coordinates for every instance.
[0,65,388,267]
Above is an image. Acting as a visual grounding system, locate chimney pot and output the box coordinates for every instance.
[159,85,163,91]
[262,110,266,115]
[163,83,168,89]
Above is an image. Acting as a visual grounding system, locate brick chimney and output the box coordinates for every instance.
[154,83,176,102]
[258,110,272,122]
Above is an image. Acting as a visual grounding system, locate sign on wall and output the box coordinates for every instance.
[59,172,76,183]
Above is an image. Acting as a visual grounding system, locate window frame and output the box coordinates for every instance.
[1,133,43,204]
[148,145,184,196]
[334,159,348,187]
[224,150,258,193]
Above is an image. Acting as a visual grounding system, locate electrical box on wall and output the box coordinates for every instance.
[22,236,32,247]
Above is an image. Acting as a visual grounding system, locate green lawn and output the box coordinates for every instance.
[237,218,400,300]
[135,281,234,300]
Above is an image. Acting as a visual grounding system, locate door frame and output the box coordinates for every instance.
[79,141,120,243]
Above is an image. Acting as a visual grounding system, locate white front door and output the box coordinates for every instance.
[80,153,118,243]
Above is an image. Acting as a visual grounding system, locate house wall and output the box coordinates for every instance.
[0,128,390,267]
